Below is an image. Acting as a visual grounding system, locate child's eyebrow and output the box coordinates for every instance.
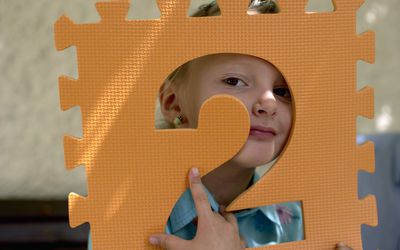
[274,77,288,85]
[215,62,253,71]
[223,61,268,71]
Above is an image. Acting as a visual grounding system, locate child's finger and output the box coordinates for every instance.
[240,235,247,249]
[188,167,213,220]
[149,233,187,250]
[220,209,239,232]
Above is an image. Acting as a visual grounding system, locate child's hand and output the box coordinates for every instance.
[335,242,353,250]
[149,168,245,250]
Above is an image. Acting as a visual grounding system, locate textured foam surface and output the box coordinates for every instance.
[54,0,377,249]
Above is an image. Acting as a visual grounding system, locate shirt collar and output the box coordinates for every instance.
[168,185,220,233]
[234,172,282,226]
[168,171,281,233]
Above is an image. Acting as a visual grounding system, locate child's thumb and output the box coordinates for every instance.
[149,234,187,249]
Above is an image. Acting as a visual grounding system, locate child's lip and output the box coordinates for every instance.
[249,130,275,140]
[249,125,277,136]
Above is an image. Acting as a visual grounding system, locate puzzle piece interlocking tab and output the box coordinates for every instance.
[55,0,376,249]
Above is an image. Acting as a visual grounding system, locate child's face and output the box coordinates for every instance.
[163,54,292,168]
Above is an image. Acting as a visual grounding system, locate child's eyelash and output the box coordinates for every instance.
[221,78,291,99]
[273,87,291,98]
[222,77,247,87]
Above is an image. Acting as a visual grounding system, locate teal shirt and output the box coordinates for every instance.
[166,173,304,248]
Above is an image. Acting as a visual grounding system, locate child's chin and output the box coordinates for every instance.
[228,140,275,168]
[232,153,274,169]
[236,143,275,167]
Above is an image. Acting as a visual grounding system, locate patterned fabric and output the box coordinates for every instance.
[165,173,303,248]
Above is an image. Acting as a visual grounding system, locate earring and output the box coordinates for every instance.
[173,114,184,127]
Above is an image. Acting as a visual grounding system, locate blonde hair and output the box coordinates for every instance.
[156,63,190,129]
[156,0,279,129]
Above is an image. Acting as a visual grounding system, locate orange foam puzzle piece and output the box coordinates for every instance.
[55,0,377,249]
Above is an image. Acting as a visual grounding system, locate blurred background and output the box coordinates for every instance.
[0,0,399,249]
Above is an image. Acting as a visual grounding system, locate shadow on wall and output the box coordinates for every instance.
[358,133,400,250]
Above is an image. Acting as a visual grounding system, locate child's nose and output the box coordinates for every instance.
[252,90,277,117]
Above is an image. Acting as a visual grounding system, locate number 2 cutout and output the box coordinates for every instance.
[56,0,377,249]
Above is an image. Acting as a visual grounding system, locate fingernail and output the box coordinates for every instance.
[191,167,199,177]
[189,167,200,183]
[336,242,346,247]
[149,236,159,245]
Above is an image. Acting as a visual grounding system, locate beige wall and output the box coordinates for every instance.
[0,0,398,199]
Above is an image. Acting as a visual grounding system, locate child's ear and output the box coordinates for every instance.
[159,81,181,124]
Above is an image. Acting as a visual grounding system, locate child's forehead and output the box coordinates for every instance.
[185,53,286,83]
[189,53,274,70]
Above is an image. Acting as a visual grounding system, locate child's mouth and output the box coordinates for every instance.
[249,126,276,140]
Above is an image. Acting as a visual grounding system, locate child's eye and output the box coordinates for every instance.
[223,77,247,87]
[274,87,291,98]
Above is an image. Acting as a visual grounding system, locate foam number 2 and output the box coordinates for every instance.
[55,0,377,249]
